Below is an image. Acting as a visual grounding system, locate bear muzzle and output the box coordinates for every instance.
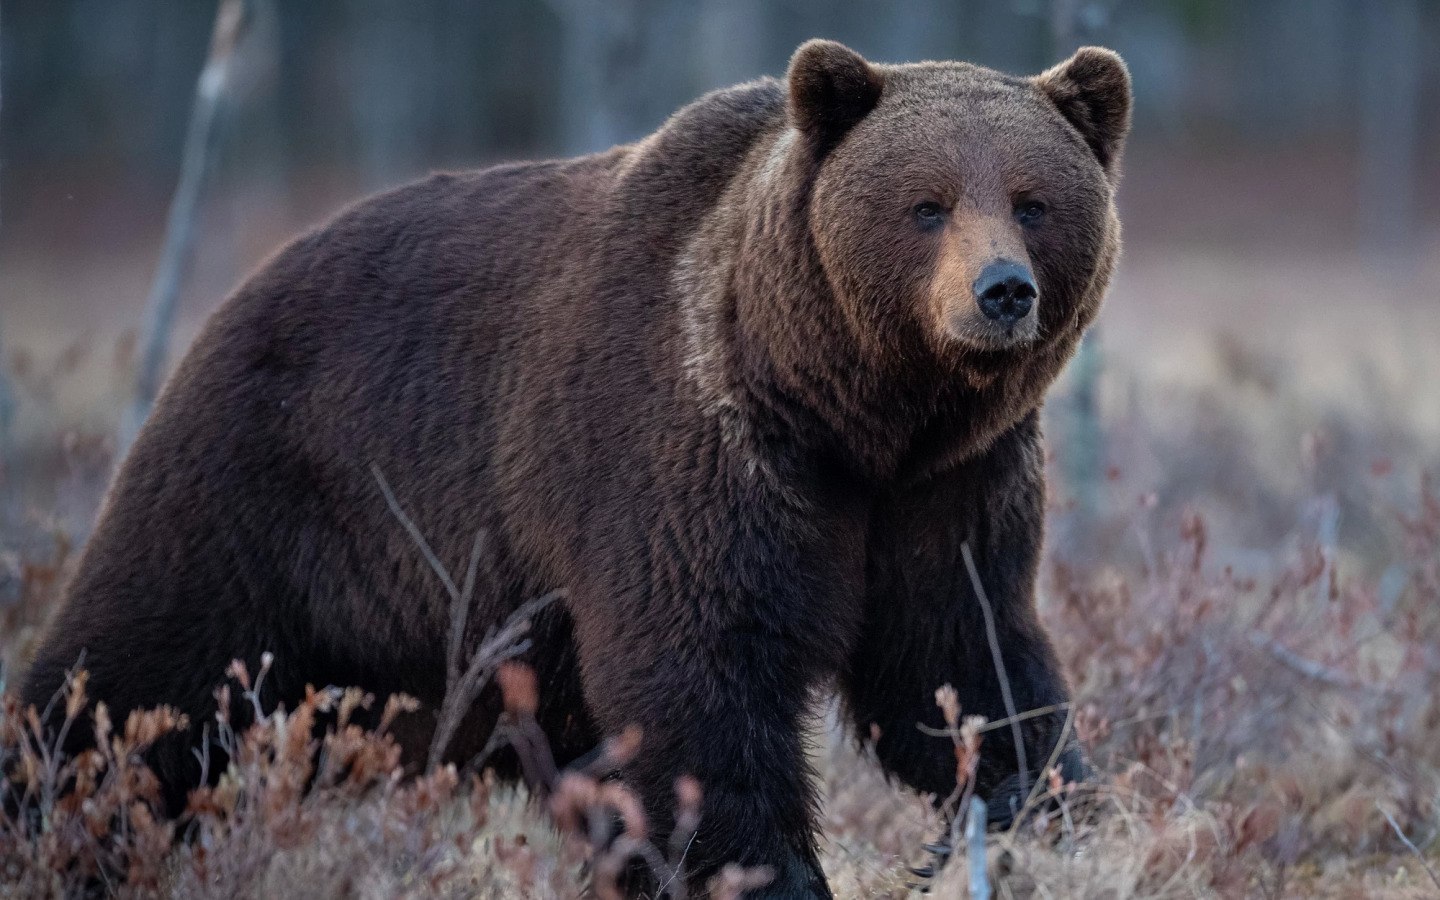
[930,227,1042,352]
[940,257,1042,350]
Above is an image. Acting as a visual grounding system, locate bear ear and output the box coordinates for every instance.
[1034,47,1132,177]
[787,39,884,152]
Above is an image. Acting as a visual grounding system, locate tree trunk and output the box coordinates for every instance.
[121,0,248,453]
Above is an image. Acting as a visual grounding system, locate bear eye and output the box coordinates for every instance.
[913,201,945,228]
[1014,199,1047,226]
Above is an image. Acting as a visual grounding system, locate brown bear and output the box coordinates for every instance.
[23,40,1130,897]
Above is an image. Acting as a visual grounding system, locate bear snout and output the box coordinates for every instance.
[973,259,1037,325]
[929,226,1043,352]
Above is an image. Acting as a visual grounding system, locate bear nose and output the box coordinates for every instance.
[973,260,1037,324]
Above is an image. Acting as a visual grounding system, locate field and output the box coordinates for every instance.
[1,151,1439,898]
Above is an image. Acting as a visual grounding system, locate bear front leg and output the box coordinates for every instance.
[844,413,1085,831]
[573,620,832,899]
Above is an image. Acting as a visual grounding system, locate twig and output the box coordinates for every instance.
[371,463,562,772]
[369,472,702,892]
[1020,697,1080,819]
[917,702,1071,738]
[428,591,561,771]
[453,531,487,691]
[961,542,1029,805]
[1379,803,1440,891]
[1249,632,1400,696]
[371,464,464,599]
[660,829,699,898]
[123,0,249,450]
[458,721,513,781]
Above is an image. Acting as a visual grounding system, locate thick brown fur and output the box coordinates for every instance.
[23,41,1130,898]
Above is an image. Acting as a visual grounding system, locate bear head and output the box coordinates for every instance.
[786,39,1131,383]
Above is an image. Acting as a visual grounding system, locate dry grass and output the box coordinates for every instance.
[2,328,1439,898]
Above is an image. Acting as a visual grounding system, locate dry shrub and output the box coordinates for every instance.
[1,669,183,897]
[3,343,1439,898]
[906,477,1440,899]
[0,653,752,899]
[0,657,589,898]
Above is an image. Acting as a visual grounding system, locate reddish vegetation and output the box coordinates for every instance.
[2,347,1439,896]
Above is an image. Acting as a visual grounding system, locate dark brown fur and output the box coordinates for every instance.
[23,41,1130,897]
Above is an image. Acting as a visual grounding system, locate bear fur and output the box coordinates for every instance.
[23,40,1130,897]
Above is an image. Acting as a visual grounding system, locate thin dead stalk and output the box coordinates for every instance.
[1379,803,1440,891]
[370,464,561,772]
[428,591,560,772]
[1022,697,1078,817]
[1249,632,1400,696]
[917,702,1071,738]
[961,542,1029,805]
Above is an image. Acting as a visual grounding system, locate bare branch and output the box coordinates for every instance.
[1249,632,1401,696]
[453,530,487,690]
[429,591,562,772]
[961,541,1030,806]
[1379,802,1440,891]
[123,0,250,450]
[370,464,563,771]
[917,702,1071,738]
[370,464,462,602]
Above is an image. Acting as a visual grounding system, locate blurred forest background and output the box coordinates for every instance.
[2,0,1438,550]
[2,4,1440,895]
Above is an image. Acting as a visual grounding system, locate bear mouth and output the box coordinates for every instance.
[945,315,1041,353]
[983,324,1040,350]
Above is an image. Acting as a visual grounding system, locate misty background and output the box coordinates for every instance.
[1,0,1437,557]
